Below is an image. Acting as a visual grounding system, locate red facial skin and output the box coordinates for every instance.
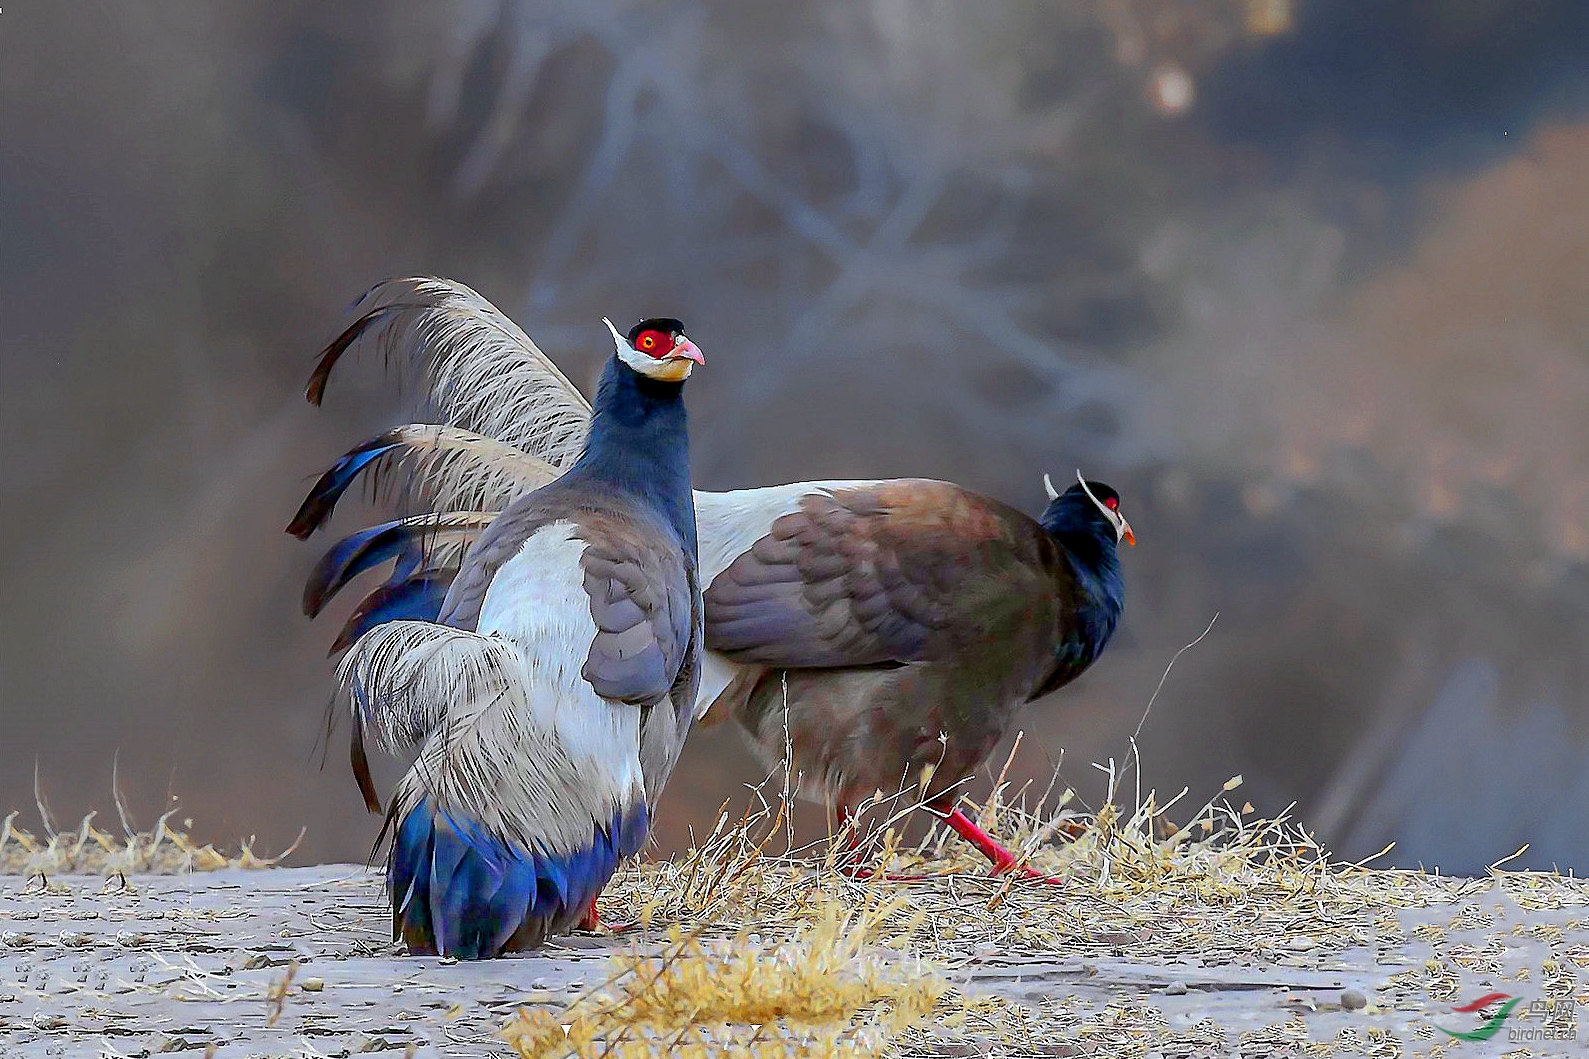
[632,329,674,357]
[633,329,705,364]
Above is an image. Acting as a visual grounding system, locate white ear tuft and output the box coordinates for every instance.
[1075,472,1107,515]
[1043,473,1060,501]
[602,317,628,355]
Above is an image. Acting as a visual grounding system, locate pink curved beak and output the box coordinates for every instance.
[671,337,705,365]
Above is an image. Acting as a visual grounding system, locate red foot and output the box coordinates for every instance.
[578,900,637,934]
[836,859,930,882]
[833,808,930,881]
[832,805,1062,882]
[932,806,1065,884]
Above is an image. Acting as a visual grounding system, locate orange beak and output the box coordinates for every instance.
[1120,517,1136,547]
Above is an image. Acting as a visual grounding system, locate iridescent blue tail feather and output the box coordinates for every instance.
[389,799,648,958]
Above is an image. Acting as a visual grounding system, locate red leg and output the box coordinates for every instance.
[577,898,637,935]
[833,807,927,881]
[932,806,1064,884]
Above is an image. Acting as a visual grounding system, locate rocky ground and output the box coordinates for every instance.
[2,864,1586,1057]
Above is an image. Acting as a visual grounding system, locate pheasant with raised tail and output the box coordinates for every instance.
[311,300,705,957]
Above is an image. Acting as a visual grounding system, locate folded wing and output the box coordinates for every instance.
[702,479,1057,668]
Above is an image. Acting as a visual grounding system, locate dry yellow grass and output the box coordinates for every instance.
[8,756,1582,1057]
[488,764,1322,1057]
[0,779,301,876]
[501,895,945,1058]
[488,743,1588,1058]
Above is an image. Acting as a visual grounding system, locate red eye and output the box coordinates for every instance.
[1104,497,1119,511]
[635,330,672,357]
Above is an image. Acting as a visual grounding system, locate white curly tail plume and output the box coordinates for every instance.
[338,620,639,858]
[310,277,594,468]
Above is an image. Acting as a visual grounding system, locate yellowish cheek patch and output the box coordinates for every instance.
[644,359,694,382]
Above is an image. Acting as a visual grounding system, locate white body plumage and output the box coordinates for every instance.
[476,522,646,826]
[338,521,648,862]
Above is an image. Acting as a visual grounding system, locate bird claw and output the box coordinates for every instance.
[991,858,1067,885]
[577,901,637,934]
[835,859,930,883]
[833,804,1067,883]
[832,813,931,881]
[937,806,1067,884]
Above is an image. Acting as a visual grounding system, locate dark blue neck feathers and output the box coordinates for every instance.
[1040,494,1124,626]
[569,356,697,557]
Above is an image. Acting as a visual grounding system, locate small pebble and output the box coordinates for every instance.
[300,977,325,992]
[1341,988,1368,1010]
[1283,935,1316,952]
[1162,981,1188,995]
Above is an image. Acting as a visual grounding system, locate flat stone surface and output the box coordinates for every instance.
[0,865,1584,1056]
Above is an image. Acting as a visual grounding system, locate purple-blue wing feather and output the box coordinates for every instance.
[304,513,491,618]
[578,519,695,706]
[436,488,697,708]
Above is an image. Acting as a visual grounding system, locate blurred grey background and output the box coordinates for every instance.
[3,0,1587,872]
